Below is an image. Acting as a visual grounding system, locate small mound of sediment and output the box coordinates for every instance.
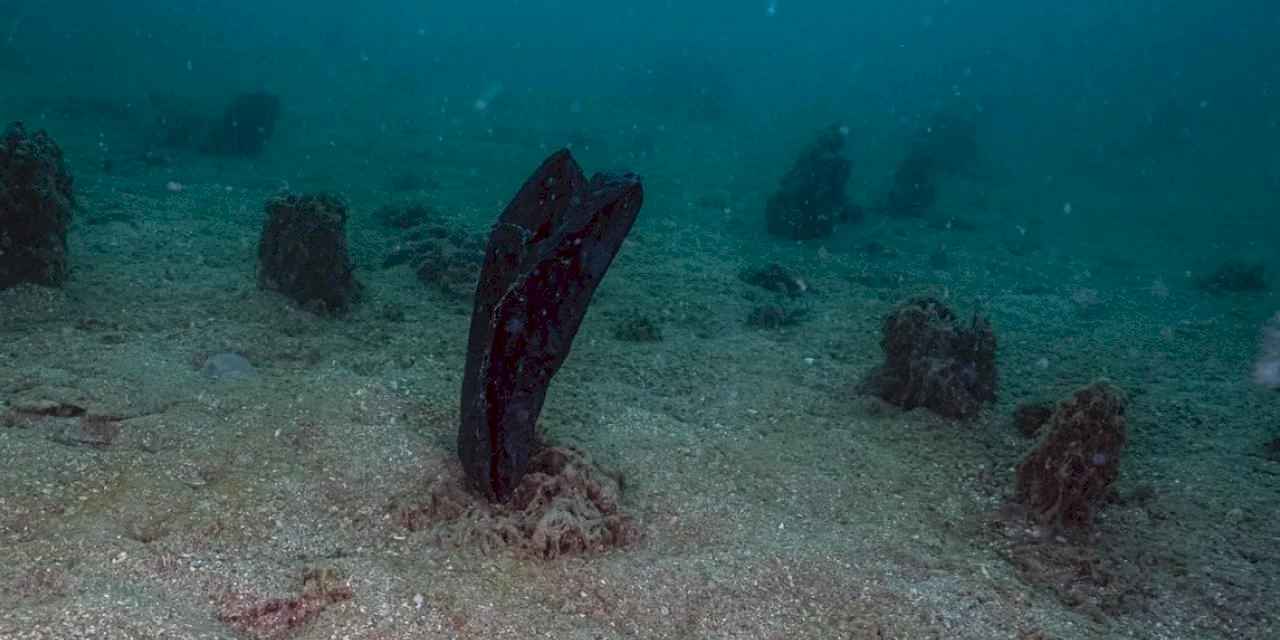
[407,446,640,559]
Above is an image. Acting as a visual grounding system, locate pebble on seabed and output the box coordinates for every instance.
[201,352,258,380]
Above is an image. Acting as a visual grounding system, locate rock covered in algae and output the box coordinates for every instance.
[864,297,997,419]
[0,122,74,289]
[257,193,361,314]
[765,125,858,241]
[1016,382,1128,530]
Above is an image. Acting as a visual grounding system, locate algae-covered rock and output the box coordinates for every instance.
[257,193,361,314]
[204,91,280,156]
[864,297,997,419]
[0,122,74,289]
[765,125,858,241]
[1016,382,1127,530]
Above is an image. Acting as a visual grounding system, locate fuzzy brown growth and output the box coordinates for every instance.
[411,446,640,559]
[1016,382,1127,530]
[217,568,353,640]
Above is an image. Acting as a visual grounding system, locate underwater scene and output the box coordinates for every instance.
[1,1,1277,638]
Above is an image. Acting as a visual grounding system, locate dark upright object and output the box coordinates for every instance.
[257,193,361,314]
[204,92,280,156]
[459,150,643,502]
[765,125,857,241]
[1016,382,1127,529]
[883,110,977,218]
[0,122,74,289]
[883,151,938,218]
[865,297,997,419]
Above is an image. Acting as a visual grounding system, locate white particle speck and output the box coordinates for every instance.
[413,593,424,609]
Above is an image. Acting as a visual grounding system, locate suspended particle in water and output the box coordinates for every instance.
[1063,202,1073,215]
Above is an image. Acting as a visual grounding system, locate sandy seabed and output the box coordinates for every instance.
[2,112,1278,640]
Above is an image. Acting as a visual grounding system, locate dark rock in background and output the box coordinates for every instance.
[203,92,280,156]
[765,125,858,241]
[884,110,978,218]
[740,263,809,297]
[257,193,361,314]
[0,122,74,289]
[147,91,280,157]
[458,149,644,502]
[1197,259,1267,293]
[884,151,939,218]
[148,92,210,150]
[864,297,997,419]
[381,222,485,298]
[1016,382,1127,530]
[414,234,485,298]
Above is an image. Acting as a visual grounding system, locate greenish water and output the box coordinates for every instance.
[1,2,1278,639]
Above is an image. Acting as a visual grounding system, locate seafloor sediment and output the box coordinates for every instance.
[1,102,1277,640]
